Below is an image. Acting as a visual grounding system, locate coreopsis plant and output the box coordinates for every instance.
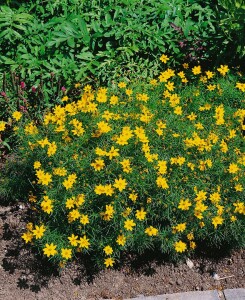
[5,56,245,268]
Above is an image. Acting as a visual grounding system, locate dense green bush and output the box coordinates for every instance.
[215,0,245,64]
[2,59,244,268]
[0,0,220,86]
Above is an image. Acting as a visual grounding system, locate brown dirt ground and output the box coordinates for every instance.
[0,203,244,300]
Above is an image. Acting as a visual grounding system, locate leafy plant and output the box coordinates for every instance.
[215,0,245,64]
[0,0,221,87]
[0,6,33,41]
[3,58,244,268]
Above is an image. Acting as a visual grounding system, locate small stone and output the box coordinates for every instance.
[213,273,220,280]
[176,279,182,285]
[186,258,194,269]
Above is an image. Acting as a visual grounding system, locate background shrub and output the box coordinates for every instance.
[0,0,223,87]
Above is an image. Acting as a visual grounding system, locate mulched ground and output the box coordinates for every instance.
[0,202,244,300]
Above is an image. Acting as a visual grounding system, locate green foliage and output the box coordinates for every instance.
[5,62,244,268]
[0,155,33,204]
[215,0,245,63]
[0,6,33,41]
[0,0,219,88]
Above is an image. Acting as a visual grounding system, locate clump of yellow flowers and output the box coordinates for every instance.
[4,56,245,269]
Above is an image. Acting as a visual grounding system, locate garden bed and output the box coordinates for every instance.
[0,202,244,299]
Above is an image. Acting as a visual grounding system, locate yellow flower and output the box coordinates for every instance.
[47,141,57,157]
[61,248,72,260]
[195,122,204,130]
[80,214,89,225]
[97,121,111,133]
[68,234,79,246]
[40,196,53,214]
[74,83,81,88]
[174,106,182,115]
[103,245,113,255]
[104,257,115,268]
[173,223,186,233]
[53,167,67,176]
[122,207,132,218]
[28,193,37,203]
[234,184,243,192]
[177,71,185,78]
[36,170,52,186]
[104,184,115,196]
[228,163,239,174]
[124,219,136,231]
[116,234,126,246]
[43,243,57,257]
[214,104,225,125]
[199,221,205,228]
[12,111,22,121]
[135,208,147,221]
[236,82,245,92]
[76,194,85,206]
[118,82,126,88]
[205,71,215,79]
[233,202,245,214]
[212,216,224,229]
[110,95,119,105]
[0,121,6,131]
[178,199,192,210]
[187,233,194,240]
[68,209,80,222]
[62,96,69,102]
[106,146,120,160]
[63,173,77,190]
[113,178,127,192]
[190,241,196,249]
[192,65,201,75]
[150,79,158,86]
[145,226,158,236]
[156,176,169,189]
[37,137,50,148]
[160,54,169,63]
[91,158,105,171]
[24,122,38,135]
[78,235,90,249]
[83,84,92,92]
[33,161,41,169]
[195,190,207,201]
[187,112,197,121]
[101,204,115,221]
[174,240,187,253]
[94,184,105,195]
[66,197,75,209]
[32,225,46,239]
[155,128,163,135]
[137,93,149,102]
[126,89,133,96]
[165,81,175,91]
[207,84,216,91]
[21,231,33,243]
[120,159,132,173]
[217,65,229,76]
[209,192,221,204]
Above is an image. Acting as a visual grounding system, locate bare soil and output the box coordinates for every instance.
[0,203,244,300]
